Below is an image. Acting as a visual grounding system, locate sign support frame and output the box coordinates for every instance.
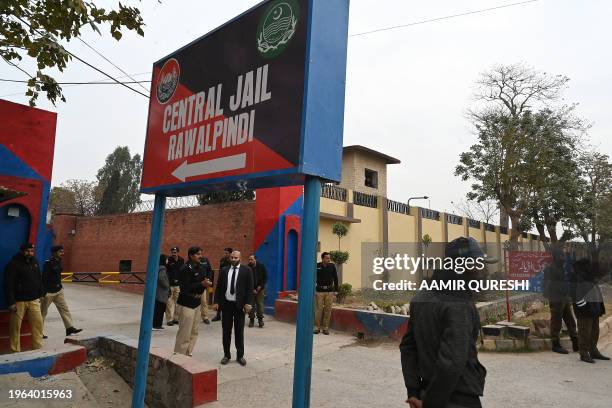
[132,193,166,408]
[292,176,321,407]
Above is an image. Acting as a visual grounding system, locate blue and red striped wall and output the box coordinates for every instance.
[0,99,57,352]
[254,186,304,314]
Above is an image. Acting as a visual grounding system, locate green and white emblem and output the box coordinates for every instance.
[257,0,300,59]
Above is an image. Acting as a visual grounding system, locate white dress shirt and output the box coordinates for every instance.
[225,265,239,302]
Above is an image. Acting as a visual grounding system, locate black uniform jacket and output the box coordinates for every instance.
[400,270,486,408]
[177,261,212,309]
[42,257,63,294]
[4,253,44,305]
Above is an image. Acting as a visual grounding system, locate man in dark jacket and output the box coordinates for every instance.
[173,246,212,356]
[400,237,492,408]
[572,258,609,363]
[543,247,578,354]
[212,247,233,322]
[247,254,268,328]
[314,252,338,335]
[165,246,184,326]
[214,250,254,366]
[4,243,44,352]
[41,245,82,337]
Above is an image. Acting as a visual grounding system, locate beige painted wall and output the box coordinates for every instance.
[388,212,416,242]
[469,227,483,242]
[422,219,444,242]
[448,224,465,241]
[320,197,345,216]
[316,188,546,289]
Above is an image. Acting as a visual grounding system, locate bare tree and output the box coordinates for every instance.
[49,179,99,215]
[473,63,569,118]
[457,63,581,243]
[451,199,499,224]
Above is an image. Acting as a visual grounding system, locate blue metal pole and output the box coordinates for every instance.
[292,176,321,408]
[132,193,166,408]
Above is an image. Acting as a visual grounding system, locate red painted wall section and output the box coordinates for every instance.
[253,186,303,250]
[0,176,42,243]
[0,99,57,181]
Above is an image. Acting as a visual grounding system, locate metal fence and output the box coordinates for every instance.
[61,272,146,284]
[468,219,481,229]
[387,199,410,215]
[420,208,440,220]
[446,214,463,225]
[131,196,202,213]
[321,184,347,202]
[353,191,378,208]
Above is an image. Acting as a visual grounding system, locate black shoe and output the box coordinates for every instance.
[552,340,569,354]
[212,315,221,322]
[313,329,320,334]
[571,337,579,352]
[580,355,595,363]
[167,321,175,326]
[172,320,179,325]
[591,351,611,361]
[220,356,230,365]
[322,330,330,335]
[237,357,247,366]
[248,319,255,328]
[66,327,82,336]
[152,327,164,331]
[43,335,48,339]
[203,318,210,325]
[258,320,264,328]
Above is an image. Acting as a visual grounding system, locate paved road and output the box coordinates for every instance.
[41,285,612,408]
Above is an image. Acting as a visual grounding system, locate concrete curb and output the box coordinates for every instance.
[66,334,217,407]
[275,299,409,340]
[480,315,612,352]
[0,343,86,377]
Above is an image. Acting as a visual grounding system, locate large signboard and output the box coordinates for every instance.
[141,0,347,195]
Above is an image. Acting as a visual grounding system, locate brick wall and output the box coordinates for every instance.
[52,201,255,273]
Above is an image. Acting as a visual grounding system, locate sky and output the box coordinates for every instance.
[1,0,611,216]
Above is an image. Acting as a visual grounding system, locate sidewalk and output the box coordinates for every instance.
[39,284,612,408]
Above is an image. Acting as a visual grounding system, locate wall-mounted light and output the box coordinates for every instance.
[7,206,20,217]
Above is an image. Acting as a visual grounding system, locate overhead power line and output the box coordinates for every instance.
[0,71,152,98]
[350,0,539,37]
[10,14,150,98]
[76,37,151,93]
[0,78,150,85]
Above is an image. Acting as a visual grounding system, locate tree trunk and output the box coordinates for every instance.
[534,223,549,250]
[499,205,510,228]
[509,214,521,245]
[546,223,558,243]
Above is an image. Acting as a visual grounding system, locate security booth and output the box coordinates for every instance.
[133,1,349,407]
[0,100,57,353]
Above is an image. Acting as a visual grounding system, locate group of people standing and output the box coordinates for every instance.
[3,243,82,353]
[154,246,267,366]
[543,248,609,363]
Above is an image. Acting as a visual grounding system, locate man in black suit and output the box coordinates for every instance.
[213,250,254,366]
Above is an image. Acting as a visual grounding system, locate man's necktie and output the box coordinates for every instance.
[230,266,236,295]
